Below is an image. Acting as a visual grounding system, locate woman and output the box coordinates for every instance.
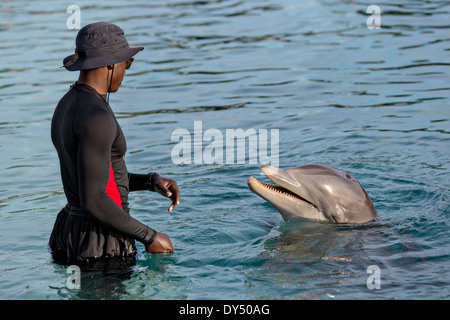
[49,22,180,269]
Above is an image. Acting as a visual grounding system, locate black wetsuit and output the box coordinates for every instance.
[49,82,157,266]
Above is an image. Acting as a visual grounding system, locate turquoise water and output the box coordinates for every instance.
[0,0,449,300]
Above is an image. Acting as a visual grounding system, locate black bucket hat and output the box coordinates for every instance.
[63,22,143,71]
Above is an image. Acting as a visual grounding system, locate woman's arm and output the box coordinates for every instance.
[77,110,157,246]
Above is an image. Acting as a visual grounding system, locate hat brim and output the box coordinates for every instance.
[63,46,143,71]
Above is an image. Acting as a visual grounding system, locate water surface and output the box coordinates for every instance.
[0,0,449,299]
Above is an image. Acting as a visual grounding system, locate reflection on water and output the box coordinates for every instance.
[245,220,374,299]
[0,0,449,299]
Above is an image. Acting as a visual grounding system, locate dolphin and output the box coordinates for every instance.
[247,164,378,224]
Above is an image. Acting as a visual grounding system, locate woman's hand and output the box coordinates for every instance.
[145,232,174,253]
[153,176,180,212]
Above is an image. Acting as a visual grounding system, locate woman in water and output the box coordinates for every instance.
[49,22,180,270]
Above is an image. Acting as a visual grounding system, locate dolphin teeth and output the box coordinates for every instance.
[252,177,319,209]
[253,179,303,200]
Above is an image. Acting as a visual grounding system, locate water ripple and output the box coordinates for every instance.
[0,0,449,300]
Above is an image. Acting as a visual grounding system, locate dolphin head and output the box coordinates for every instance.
[247,164,378,224]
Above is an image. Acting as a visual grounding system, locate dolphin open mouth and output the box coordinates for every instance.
[247,176,319,210]
[247,164,378,224]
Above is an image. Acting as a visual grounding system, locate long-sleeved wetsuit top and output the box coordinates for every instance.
[51,82,156,247]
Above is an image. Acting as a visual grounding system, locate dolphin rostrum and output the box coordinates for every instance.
[247,164,378,224]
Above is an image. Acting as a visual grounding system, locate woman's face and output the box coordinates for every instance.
[108,60,127,93]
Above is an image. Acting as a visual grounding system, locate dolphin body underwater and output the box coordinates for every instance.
[247,164,378,224]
